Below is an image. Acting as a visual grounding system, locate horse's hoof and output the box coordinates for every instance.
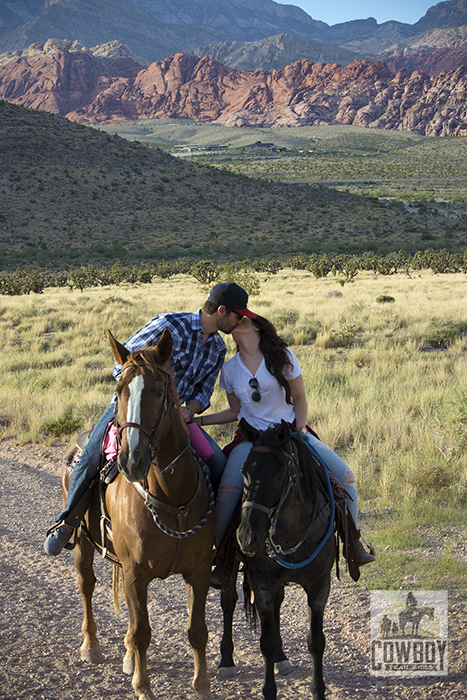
[217,665,236,680]
[275,659,294,676]
[80,646,105,664]
[123,651,134,675]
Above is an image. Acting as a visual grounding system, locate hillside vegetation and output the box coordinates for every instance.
[1,270,466,589]
[2,102,467,273]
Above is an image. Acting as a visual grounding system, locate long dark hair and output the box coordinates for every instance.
[251,315,294,404]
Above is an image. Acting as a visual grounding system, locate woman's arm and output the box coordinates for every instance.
[289,374,308,433]
[193,393,241,427]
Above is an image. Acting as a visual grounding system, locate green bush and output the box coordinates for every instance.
[376,295,395,304]
[424,321,467,349]
[44,410,81,438]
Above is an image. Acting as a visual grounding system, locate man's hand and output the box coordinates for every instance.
[180,406,195,424]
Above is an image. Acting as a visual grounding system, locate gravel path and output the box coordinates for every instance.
[0,439,465,700]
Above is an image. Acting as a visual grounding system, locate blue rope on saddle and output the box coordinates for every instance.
[268,442,335,570]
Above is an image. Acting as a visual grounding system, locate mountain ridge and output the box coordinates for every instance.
[3,0,467,66]
[2,44,467,136]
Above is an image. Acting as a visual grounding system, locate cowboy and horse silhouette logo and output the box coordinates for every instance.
[378,592,436,638]
[370,590,448,676]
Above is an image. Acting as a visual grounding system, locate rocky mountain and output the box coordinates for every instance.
[0,0,45,31]
[191,33,362,71]
[0,0,326,61]
[2,44,467,136]
[0,0,227,62]
[412,0,467,32]
[4,0,467,68]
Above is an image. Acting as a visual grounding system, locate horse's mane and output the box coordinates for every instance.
[258,425,323,503]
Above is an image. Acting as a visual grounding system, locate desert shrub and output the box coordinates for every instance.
[376,295,395,304]
[331,254,360,280]
[286,254,310,270]
[216,262,260,296]
[306,254,333,278]
[44,409,81,438]
[250,258,283,274]
[68,266,98,291]
[191,260,219,284]
[349,349,372,368]
[424,320,467,348]
[315,322,357,349]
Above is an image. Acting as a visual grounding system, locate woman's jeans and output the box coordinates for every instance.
[55,404,227,524]
[214,431,359,549]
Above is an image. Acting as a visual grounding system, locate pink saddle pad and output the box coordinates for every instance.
[104,423,119,461]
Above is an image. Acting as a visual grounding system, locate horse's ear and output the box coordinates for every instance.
[277,419,291,445]
[240,418,259,443]
[155,328,173,365]
[108,330,130,366]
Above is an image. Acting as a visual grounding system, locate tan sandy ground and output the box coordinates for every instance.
[0,440,465,700]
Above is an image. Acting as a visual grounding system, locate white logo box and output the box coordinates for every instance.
[370,590,448,677]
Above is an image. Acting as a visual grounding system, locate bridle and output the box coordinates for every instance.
[242,435,334,568]
[115,361,189,476]
[107,357,215,562]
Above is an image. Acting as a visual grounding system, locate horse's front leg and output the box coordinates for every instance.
[123,569,155,700]
[305,576,331,700]
[73,531,104,663]
[218,558,240,678]
[273,586,293,676]
[185,563,213,700]
[255,583,283,700]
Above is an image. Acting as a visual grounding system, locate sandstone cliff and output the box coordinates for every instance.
[1,43,467,136]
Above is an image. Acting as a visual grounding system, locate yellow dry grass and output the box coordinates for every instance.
[1,270,466,522]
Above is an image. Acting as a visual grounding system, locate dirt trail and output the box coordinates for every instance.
[0,439,464,700]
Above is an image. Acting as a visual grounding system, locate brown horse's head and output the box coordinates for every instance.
[109,329,174,483]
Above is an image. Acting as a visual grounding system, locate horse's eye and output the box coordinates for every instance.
[149,387,164,400]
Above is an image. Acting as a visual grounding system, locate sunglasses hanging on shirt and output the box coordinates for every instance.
[249,377,261,402]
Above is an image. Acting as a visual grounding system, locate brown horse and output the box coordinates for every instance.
[62,329,216,700]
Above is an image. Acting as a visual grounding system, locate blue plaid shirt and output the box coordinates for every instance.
[112,311,226,412]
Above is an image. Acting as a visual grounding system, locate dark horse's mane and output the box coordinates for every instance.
[257,424,325,505]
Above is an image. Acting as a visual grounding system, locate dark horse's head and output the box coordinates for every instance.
[237,419,306,557]
[109,329,173,483]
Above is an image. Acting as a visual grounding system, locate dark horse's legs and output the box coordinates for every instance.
[254,582,284,700]
[219,559,240,676]
[305,574,331,700]
[218,561,291,680]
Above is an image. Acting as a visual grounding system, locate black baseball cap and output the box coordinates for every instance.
[208,282,256,318]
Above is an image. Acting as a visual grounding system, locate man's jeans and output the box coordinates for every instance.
[55,403,226,523]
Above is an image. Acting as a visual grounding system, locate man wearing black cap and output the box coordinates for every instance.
[44,282,255,556]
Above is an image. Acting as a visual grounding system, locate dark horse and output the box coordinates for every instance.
[62,330,216,700]
[220,419,335,700]
[399,607,435,636]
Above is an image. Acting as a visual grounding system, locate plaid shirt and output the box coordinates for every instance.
[112,311,226,412]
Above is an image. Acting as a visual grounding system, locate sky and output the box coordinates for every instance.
[279,1,437,26]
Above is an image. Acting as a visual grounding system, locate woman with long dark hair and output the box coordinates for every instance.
[194,314,374,570]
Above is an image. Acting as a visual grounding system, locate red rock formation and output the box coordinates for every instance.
[1,44,467,135]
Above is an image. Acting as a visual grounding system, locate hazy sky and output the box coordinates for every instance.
[280,1,436,26]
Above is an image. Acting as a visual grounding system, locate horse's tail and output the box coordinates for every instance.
[242,566,257,631]
[112,564,124,616]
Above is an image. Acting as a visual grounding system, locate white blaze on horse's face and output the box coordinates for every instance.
[126,374,145,455]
